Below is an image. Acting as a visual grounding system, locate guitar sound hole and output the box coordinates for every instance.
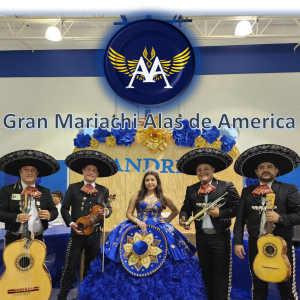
[19,257,31,268]
[15,254,33,271]
[263,243,277,258]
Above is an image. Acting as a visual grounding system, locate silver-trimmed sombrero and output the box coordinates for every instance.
[65,150,118,177]
[234,144,300,178]
[0,150,60,177]
[177,148,233,175]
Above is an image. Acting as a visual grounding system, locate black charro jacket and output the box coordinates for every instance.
[180,178,240,232]
[0,181,58,232]
[61,181,112,228]
[234,180,300,245]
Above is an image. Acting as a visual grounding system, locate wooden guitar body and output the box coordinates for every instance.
[253,233,291,283]
[0,238,52,300]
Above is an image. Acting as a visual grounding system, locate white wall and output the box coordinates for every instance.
[0,72,299,159]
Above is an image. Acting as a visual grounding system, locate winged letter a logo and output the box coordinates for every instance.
[107,47,190,89]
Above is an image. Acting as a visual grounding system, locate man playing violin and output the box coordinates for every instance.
[234,144,300,300]
[177,148,240,300]
[58,150,118,300]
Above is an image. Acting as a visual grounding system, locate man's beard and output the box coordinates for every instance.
[258,172,276,183]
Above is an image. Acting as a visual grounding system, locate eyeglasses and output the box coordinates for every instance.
[51,194,59,198]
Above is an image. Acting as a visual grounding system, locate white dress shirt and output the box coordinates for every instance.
[50,203,65,225]
[202,180,215,230]
[17,181,44,233]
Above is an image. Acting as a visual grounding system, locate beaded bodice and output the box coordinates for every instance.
[136,201,162,224]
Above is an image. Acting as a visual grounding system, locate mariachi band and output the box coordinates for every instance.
[0,143,299,300]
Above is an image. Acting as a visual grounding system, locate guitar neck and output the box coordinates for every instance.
[265,193,276,235]
[266,208,274,234]
[24,222,30,240]
[21,194,31,240]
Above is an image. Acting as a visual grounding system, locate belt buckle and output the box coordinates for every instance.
[203,229,217,234]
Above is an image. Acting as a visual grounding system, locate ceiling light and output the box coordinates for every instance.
[234,21,253,37]
[45,26,62,42]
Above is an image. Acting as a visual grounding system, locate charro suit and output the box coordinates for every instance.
[180,178,240,300]
[58,181,112,300]
[234,180,300,300]
[60,181,112,227]
[0,181,58,245]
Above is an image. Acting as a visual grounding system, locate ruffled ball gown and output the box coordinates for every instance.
[78,201,207,300]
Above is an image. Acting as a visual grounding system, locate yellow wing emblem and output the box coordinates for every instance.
[107,47,139,77]
[108,46,190,81]
[155,47,190,80]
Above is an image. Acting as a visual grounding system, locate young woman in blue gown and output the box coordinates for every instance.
[78,170,207,300]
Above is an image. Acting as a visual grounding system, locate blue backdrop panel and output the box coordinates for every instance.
[0,49,104,77]
[0,44,300,77]
[277,165,300,188]
[0,160,68,194]
[198,43,300,75]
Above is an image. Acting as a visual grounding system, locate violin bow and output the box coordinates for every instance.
[101,197,108,272]
[102,194,116,272]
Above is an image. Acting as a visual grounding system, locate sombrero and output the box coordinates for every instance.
[176,148,233,175]
[0,149,60,177]
[234,144,300,178]
[65,150,118,177]
[120,225,167,277]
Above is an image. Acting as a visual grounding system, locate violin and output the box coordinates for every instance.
[76,194,116,235]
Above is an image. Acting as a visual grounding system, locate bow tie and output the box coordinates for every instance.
[252,185,273,197]
[198,183,216,196]
[81,184,98,196]
[21,186,42,198]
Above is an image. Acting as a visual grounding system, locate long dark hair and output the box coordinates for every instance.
[135,171,166,210]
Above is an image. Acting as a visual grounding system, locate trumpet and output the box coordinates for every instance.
[185,192,228,226]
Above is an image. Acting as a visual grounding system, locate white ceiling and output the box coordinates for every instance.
[1,15,300,51]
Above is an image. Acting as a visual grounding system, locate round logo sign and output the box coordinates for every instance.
[104,19,195,106]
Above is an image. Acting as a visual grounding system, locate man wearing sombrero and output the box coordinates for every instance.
[58,150,118,300]
[177,148,240,300]
[234,144,300,300]
[0,149,60,246]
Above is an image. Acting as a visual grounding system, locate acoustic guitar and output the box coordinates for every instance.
[76,194,116,235]
[253,193,291,283]
[0,194,52,299]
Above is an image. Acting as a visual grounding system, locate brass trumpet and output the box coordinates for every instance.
[185,192,228,226]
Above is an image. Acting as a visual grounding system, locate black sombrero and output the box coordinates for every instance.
[234,144,300,178]
[176,148,233,175]
[65,150,118,177]
[0,150,60,177]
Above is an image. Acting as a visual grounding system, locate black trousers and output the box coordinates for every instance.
[248,237,298,300]
[57,230,101,300]
[4,231,44,247]
[196,229,231,300]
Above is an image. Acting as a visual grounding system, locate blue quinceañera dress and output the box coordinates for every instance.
[78,201,207,300]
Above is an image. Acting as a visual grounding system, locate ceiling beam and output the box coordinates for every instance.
[1,15,299,24]
[0,34,299,41]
